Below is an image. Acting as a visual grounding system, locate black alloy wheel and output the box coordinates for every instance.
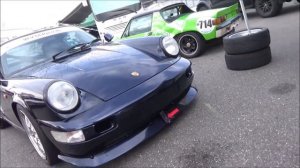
[180,35,198,55]
[177,32,206,58]
[255,0,283,17]
[17,105,59,165]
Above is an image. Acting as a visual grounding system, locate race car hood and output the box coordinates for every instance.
[13,42,179,101]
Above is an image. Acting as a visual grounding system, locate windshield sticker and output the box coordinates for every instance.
[197,18,215,34]
[1,27,80,55]
[22,29,62,41]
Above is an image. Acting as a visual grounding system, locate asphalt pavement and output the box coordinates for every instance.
[1,3,299,168]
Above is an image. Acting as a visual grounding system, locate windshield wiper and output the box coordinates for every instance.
[52,43,91,61]
[89,38,101,45]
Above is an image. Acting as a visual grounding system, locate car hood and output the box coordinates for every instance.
[14,43,179,101]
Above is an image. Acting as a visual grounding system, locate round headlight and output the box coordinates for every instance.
[162,36,179,56]
[46,81,79,112]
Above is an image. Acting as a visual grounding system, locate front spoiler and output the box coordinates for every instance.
[58,86,197,167]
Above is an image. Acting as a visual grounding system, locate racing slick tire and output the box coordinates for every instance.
[223,28,270,55]
[0,118,10,129]
[177,32,206,58]
[255,0,283,17]
[17,105,59,165]
[225,46,272,70]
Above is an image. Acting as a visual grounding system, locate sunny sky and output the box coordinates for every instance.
[1,0,84,30]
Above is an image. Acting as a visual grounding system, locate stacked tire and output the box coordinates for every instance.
[223,28,272,70]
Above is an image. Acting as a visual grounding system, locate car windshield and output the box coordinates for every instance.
[0,28,95,77]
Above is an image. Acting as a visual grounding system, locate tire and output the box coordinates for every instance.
[0,118,10,129]
[255,0,283,17]
[17,105,59,165]
[223,28,270,55]
[177,32,206,58]
[225,47,272,70]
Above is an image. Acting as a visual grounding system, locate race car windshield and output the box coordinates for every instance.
[1,29,95,77]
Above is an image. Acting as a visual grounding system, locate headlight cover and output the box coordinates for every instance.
[161,36,179,57]
[46,81,79,112]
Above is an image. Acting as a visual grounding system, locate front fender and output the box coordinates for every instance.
[4,78,102,123]
[118,36,174,60]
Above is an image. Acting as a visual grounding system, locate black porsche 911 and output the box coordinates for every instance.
[0,26,197,167]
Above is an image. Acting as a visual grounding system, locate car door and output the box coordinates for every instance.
[0,59,22,127]
[121,14,153,39]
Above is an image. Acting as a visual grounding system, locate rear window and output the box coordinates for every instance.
[161,5,193,22]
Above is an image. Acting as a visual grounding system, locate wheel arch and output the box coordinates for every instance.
[11,96,31,125]
[253,0,285,6]
[196,2,210,11]
[174,31,205,41]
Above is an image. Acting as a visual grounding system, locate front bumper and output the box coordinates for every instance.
[58,86,197,167]
[216,15,241,38]
[38,58,196,167]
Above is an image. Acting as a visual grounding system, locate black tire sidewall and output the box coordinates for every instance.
[223,28,270,55]
[177,32,206,58]
[0,118,10,129]
[225,47,272,70]
[17,105,59,165]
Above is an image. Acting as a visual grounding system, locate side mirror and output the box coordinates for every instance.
[104,33,114,42]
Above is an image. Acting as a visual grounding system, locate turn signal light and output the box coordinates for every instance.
[212,16,226,25]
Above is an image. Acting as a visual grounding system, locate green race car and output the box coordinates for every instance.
[121,3,241,58]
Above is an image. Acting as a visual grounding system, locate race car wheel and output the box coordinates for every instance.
[223,28,270,55]
[225,47,272,70]
[17,105,59,165]
[0,118,10,129]
[177,32,206,58]
[255,0,283,17]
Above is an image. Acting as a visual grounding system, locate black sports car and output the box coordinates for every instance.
[0,26,197,167]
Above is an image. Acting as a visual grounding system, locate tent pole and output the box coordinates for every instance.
[239,0,251,34]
